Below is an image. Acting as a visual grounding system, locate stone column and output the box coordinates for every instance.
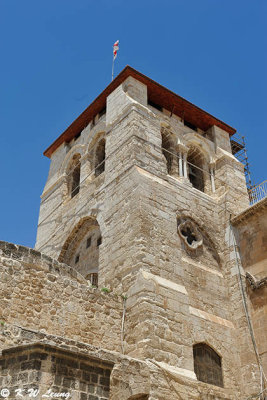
[178,151,183,177]
[210,162,216,193]
[177,144,188,178]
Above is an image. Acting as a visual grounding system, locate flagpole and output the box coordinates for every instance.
[112,40,119,82]
[112,56,114,81]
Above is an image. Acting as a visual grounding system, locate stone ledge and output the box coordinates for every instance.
[0,240,86,284]
[246,272,267,291]
[147,359,236,400]
[151,360,197,380]
[0,325,145,370]
[1,342,114,369]
[181,257,223,277]
[142,270,188,295]
[231,196,267,225]
[189,306,234,329]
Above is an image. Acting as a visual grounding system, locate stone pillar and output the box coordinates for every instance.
[215,154,250,213]
[210,162,216,193]
[206,125,232,153]
[177,144,188,179]
[183,153,188,178]
[178,151,183,177]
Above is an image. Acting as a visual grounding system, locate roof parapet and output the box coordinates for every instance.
[44,65,236,158]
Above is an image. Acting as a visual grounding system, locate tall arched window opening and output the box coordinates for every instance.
[68,154,81,198]
[95,138,106,177]
[58,218,101,286]
[161,132,172,174]
[187,147,205,192]
[193,343,223,387]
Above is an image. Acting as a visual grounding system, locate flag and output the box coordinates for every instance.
[113,40,119,60]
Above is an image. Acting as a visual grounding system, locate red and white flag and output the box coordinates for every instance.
[113,40,119,60]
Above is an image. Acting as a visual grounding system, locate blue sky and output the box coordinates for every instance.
[0,0,266,247]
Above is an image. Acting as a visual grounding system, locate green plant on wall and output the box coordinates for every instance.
[101,287,111,293]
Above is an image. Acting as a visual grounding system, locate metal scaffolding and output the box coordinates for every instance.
[230,133,253,190]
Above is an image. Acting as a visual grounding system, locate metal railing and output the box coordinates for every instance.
[248,180,267,205]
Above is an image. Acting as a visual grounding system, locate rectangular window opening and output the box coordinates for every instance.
[99,107,106,118]
[89,273,98,287]
[184,120,197,131]
[74,132,81,141]
[86,237,91,248]
[75,254,80,264]
[148,99,163,112]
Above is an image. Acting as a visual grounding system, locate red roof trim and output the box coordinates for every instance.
[44,66,236,158]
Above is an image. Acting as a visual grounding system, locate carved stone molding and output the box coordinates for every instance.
[246,272,267,290]
[178,220,203,251]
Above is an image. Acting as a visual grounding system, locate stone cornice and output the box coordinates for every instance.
[231,197,267,225]
[246,272,267,290]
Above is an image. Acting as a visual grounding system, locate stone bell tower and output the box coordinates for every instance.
[35,66,261,398]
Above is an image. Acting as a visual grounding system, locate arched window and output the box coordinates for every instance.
[67,154,81,198]
[95,138,105,177]
[193,343,223,387]
[161,132,172,174]
[187,147,205,192]
[58,218,101,286]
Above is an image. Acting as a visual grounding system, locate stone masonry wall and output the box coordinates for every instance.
[0,241,123,353]
[232,198,267,376]
[0,329,245,400]
[0,344,112,400]
[105,166,258,397]
[30,76,261,399]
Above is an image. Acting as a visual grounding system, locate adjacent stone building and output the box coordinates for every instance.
[232,196,267,377]
[1,66,266,399]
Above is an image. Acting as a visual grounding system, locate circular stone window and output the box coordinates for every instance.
[178,220,203,250]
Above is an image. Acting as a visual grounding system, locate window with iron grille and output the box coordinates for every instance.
[193,343,223,387]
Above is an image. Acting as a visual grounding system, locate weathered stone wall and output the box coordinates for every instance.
[0,241,123,353]
[29,75,262,399]
[0,344,112,400]
[100,163,258,397]
[232,198,267,375]
[35,117,107,255]
[0,330,245,400]
[0,234,260,399]
[0,327,151,400]
[98,85,257,397]
[233,198,267,278]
